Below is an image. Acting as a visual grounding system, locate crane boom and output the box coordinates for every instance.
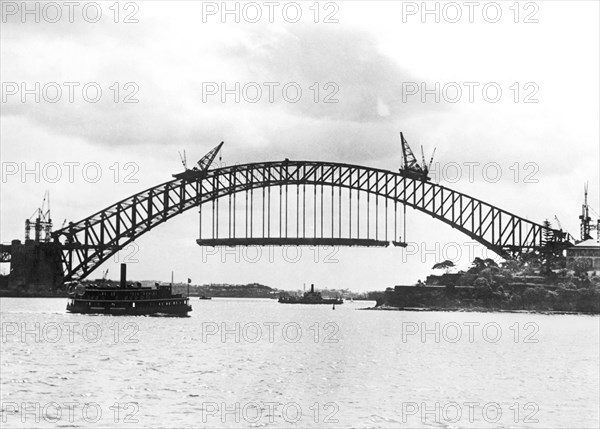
[398,132,432,181]
[428,147,437,170]
[400,132,422,172]
[554,215,562,231]
[197,141,224,171]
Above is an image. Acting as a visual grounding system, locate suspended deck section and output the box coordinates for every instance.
[196,238,408,247]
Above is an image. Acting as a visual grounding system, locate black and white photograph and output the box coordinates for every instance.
[1,1,599,428]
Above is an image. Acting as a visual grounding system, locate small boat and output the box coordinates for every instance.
[66,264,192,317]
[278,284,343,305]
[67,284,192,316]
[198,295,212,300]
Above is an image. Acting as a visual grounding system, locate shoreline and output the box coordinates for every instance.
[360,305,599,316]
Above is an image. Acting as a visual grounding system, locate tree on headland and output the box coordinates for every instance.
[469,257,487,273]
[537,219,570,273]
[500,259,520,273]
[572,258,592,277]
[473,277,493,299]
[432,260,456,273]
[484,258,498,268]
[542,219,554,245]
[468,257,499,274]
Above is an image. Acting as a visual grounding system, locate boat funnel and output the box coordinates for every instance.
[120,263,127,288]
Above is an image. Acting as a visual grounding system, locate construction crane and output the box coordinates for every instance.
[173,142,224,180]
[398,132,436,181]
[554,215,563,231]
[25,191,52,242]
[197,141,224,171]
[579,182,600,241]
[178,150,187,170]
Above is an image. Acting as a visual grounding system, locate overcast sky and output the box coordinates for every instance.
[1,1,599,290]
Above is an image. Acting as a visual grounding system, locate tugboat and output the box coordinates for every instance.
[278,284,343,305]
[66,264,192,317]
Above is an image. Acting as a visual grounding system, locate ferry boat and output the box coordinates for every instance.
[66,264,192,316]
[278,284,343,305]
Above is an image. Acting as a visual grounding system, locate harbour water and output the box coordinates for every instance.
[1,298,598,428]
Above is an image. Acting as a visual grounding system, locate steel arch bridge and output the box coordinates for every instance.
[51,159,572,281]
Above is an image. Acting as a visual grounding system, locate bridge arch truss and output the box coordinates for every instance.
[52,160,571,281]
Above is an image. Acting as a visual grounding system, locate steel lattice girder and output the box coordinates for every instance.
[52,160,572,281]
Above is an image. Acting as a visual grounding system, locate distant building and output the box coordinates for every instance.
[566,238,600,275]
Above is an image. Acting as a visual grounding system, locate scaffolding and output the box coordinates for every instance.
[25,191,52,243]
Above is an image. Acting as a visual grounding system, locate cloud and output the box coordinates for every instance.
[1,19,446,167]
[218,25,443,122]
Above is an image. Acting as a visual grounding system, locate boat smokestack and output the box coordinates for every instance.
[120,263,127,288]
[311,283,314,293]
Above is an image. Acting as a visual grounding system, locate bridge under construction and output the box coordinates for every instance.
[2,135,590,293]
